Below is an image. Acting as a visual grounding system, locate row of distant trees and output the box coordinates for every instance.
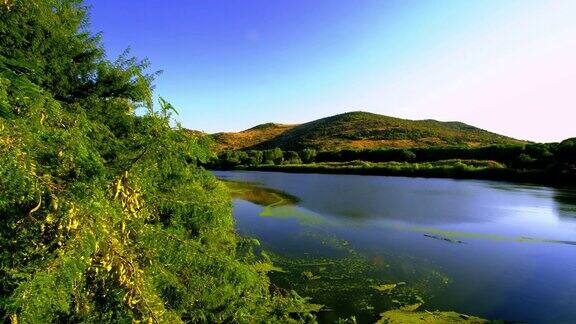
[211,138,576,170]
[215,148,317,167]
[315,141,576,169]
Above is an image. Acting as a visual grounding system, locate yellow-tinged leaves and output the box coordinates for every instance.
[50,193,58,211]
[66,218,79,231]
[2,0,13,11]
[27,195,41,220]
[114,179,122,199]
[112,171,145,222]
[45,213,55,224]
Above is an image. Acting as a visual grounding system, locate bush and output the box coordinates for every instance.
[300,149,316,164]
[247,150,264,166]
[558,138,576,164]
[284,151,302,164]
[263,148,283,165]
[0,2,315,322]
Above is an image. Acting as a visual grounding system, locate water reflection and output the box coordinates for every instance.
[215,171,576,323]
[219,171,576,227]
[553,188,576,219]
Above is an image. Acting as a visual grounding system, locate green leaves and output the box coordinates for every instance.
[0,1,316,323]
[158,97,179,117]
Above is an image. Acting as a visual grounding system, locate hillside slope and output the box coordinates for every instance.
[211,123,297,151]
[212,111,524,151]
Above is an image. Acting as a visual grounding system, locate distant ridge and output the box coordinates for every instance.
[211,123,297,152]
[210,111,525,152]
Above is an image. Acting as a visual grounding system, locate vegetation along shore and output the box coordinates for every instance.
[208,141,576,186]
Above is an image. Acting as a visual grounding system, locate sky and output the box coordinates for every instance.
[85,0,576,142]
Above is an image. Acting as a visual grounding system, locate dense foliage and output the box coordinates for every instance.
[0,1,318,323]
[213,142,576,168]
[214,148,313,167]
[313,143,576,169]
[210,143,576,184]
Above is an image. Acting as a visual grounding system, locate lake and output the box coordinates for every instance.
[213,171,576,323]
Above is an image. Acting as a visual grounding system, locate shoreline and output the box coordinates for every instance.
[210,164,576,187]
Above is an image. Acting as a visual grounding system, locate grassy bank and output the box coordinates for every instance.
[214,160,576,186]
[210,142,576,186]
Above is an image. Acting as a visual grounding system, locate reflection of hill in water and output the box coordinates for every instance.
[223,180,299,208]
[486,182,576,220]
[217,171,576,227]
[281,175,519,226]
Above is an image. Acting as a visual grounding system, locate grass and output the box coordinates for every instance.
[221,159,575,186]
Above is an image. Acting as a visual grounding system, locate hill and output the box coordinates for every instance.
[210,111,525,151]
[211,123,297,152]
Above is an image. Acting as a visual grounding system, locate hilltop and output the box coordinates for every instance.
[211,123,297,152]
[210,111,524,152]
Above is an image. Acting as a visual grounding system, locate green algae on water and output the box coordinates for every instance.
[377,310,489,323]
[372,282,406,294]
[223,180,326,225]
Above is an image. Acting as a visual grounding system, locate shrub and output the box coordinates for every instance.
[284,151,302,164]
[263,148,284,165]
[0,2,315,322]
[300,149,317,164]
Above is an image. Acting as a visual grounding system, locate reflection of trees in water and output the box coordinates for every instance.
[553,189,576,219]
[486,182,576,220]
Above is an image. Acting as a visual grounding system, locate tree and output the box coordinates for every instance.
[400,149,416,161]
[558,138,576,164]
[0,1,315,322]
[247,150,263,166]
[284,151,302,164]
[263,148,283,165]
[219,150,242,167]
[300,149,316,164]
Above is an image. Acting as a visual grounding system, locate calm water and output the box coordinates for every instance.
[214,171,576,323]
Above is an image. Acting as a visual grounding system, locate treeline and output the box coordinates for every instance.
[211,141,576,172]
[213,148,318,167]
[315,142,576,169]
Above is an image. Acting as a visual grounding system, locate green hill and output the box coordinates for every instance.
[211,111,525,151]
[211,123,297,152]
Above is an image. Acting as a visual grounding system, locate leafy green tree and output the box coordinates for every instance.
[0,1,317,323]
[516,153,536,168]
[558,138,576,164]
[219,150,242,167]
[247,150,264,166]
[263,148,283,165]
[300,149,316,164]
[400,149,416,161]
[284,151,302,164]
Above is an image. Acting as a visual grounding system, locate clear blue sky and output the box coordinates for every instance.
[86,0,576,142]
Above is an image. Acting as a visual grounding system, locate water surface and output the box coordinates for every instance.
[214,171,576,323]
